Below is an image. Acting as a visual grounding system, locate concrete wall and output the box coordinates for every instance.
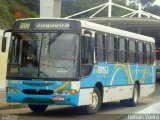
[0,30,10,90]
[40,0,62,18]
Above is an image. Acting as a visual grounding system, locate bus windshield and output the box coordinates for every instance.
[8,32,80,79]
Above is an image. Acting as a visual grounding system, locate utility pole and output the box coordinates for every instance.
[138,0,142,18]
[108,0,112,17]
[40,0,62,18]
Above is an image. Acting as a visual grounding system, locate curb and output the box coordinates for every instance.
[0,102,27,110]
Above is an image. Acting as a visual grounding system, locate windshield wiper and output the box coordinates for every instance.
[47,31,63,46]
[39,71,48,77]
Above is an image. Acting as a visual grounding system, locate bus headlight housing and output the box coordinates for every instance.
[6,87,21,93]
[57,89,76,95]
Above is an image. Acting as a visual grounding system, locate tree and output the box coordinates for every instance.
[62,0,130,18]
[128,0,156,8]
[17,0,39,13]
[141,0,156,8]
[145,5,160,16]
[0,0,38,29]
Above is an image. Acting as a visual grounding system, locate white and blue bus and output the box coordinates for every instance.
[1,18,156,114]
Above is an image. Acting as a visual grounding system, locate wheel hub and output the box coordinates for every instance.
[90,92,98,109]
[134,87,138,103]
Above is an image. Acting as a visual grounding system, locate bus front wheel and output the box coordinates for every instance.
[28,105,48,112]
[81,87,102,114]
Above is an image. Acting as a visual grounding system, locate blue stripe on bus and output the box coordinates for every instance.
[80,63,155,88]
[6,63,155,106]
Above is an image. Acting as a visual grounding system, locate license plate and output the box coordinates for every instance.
[52,96,65,101]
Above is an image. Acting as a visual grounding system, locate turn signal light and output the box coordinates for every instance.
[71,89,76,94]
[57,89,77,94]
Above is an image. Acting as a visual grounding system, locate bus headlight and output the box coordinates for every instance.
[6,87,21,93]
[57,89,76,95]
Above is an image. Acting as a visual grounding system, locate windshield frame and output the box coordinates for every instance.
[7,31,81,81]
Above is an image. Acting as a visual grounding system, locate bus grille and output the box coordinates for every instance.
[23,89,54,95]
[23,98,53,103]
[22,82,53,87]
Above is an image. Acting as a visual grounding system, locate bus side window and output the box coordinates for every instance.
[105,35,108,62]
[95,33,105,62]
[119,38,125,63]
[138,42,143,64]
[114,37,118,62]
[81,35,94,64]
[135,41,139,63]
[125,39,128,63]
[129,40,136,63]
[151,44,155,65]
[146,43,151,65]
[143,43,146,64]
[107,36,115,63]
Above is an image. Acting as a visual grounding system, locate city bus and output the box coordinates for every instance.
[1,18,156,114]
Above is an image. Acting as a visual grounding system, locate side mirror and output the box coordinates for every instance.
[1,37,7,52]
[1,28,12,52]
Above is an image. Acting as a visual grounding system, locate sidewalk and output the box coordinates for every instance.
[0,101,27,110]
[0,91,26,110]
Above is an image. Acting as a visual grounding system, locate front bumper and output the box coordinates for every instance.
[6,91,79,106]
[6,80,79,106]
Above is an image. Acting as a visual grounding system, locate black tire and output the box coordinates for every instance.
[28,105,48,113]
[120,84,139,107]
[120,99,129,106]
[81,87,102,115]
[128,84,139,107]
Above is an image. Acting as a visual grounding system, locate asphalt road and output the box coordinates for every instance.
[0,83,160,120]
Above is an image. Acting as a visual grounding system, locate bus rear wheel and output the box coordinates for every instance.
[128,84,139,107]
[81,87,102,114]
[120,84,139,107]
[28,105,48,112]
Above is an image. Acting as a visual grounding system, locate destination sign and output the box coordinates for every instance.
[14,19,81,32]
[35,22,70,30]
[19,22,30,29]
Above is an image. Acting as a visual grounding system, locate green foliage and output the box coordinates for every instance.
[17,0,40,13]
[145,5,160,16]
[141,0,156,8]
[62,0,108,18]
[0,0,159,29]
[62,0,136,18]
[62,0,159,18]
[0,0,15,28]
[0,0,38,29]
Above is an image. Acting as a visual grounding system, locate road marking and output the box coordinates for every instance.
[122,103,160,120]
[136,102,160,114]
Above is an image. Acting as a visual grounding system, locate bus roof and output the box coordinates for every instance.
[80,20,155,43]
[15,18,155,43]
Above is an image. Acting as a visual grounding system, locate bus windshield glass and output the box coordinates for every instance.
[8,32,80,79]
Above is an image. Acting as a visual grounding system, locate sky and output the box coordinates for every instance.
[154,0,160,6]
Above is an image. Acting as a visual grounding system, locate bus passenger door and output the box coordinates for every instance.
[79,30,95,106]
[81,30,94,77]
